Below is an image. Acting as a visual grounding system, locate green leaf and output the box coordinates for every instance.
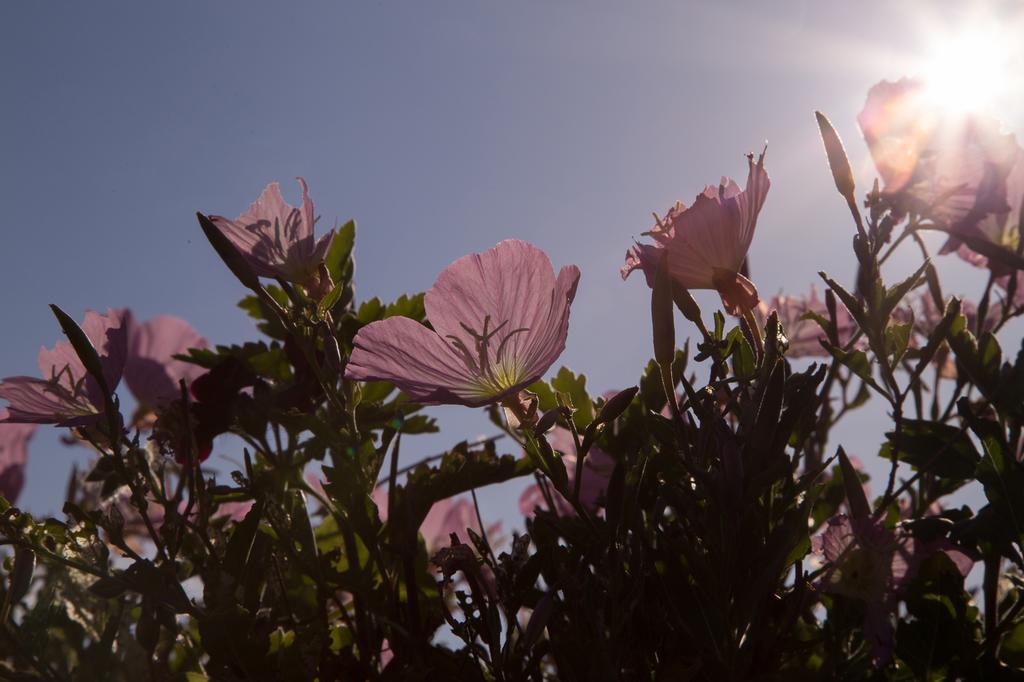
[727,327,755,378]
[550,367,594,429]
[881,258,929,320]
[324,219,356,284]
[883,420,979,480]
[819,271,867,331]
[838,447,870,519]
[885,321,912,365]
[316,280,345,319]
[356,297,385,323]
[948,325,1004,408]
[268,627,296,655]
[384,293,426,321]
[2,548,35,619]
[329,625,353,655]
[909,297,960,383]
[820,343,890,400]
[1002,620,1024,667]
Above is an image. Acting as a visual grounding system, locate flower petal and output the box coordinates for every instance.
[424,240,578,393]
[209,179,325,283]
[516,263,580,383]
[125,314,209,407]
[346,316,483,405]
[0,376,98,426]
[620,242,661,286]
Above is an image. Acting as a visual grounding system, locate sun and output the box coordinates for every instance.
[916,24,1015,117]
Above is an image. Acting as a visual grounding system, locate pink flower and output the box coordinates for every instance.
[124,313,209,408]
[209,178,336,287]
[0,414,35,504]
[756,286,857,358]
[0,309,128,427]
[519,426,615,516]
[813,514,973,666]
[372,487,501,554]
[621,151,770,316]
[858,78,1021,249]
[346,240,580,406]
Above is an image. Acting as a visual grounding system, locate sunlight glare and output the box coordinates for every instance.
[918,26,1012,117]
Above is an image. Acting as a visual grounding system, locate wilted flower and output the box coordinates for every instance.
[346,240,580,406]
[209,178,336,287]
[124,313,208,408]
[519,425,615,516]
[813,514,972,666]
[0,414,35,504]
[0,309,128,427]
[756,286,857,358]
[621,150,770,315]
[858,78,1020,250]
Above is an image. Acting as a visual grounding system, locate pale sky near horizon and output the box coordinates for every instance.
[3,1,1023,527]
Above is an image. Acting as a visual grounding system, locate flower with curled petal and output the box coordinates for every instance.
[0,309,127,427]
[346,240,580,406]
[209,177,336,287]
[621,150,770,315]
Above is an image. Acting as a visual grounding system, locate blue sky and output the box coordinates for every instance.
[3,1,1021,524]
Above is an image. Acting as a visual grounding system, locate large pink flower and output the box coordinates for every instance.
[209,178,336,286]
[757,286,857,358]
[0,414,35,504]
[621,151,770,315]
[520,425,615,516]
[124,313,208,407]
[813,514,972,666]
[0,309,128,427]
[858,78,1021,250]
[346,240,580,406]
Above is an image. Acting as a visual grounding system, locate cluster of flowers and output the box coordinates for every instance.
[2,74,1020,668]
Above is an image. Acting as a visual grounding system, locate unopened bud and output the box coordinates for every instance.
[815,111,856,201]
